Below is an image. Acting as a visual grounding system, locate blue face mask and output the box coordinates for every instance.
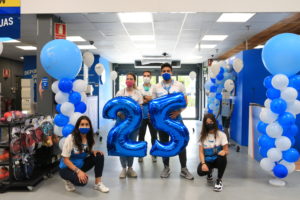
[79,128,90,134]
[162,73,171,81]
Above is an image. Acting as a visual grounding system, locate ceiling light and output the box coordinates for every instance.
[197,44,217,49]
[1,37,20,43]
[217,13,255,22]
[130,35,155,41]
[20,56,24,60]
[66,36,86,42]
[255,45,264,49]
[77,45,97,50]
[16,46,37,50]
[118,12,153,23]
[202,35,228,41]
[135,44,156,49]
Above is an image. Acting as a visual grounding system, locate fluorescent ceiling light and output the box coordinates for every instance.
[135,44,156,49]
[197,44,217,49]
[16,46,37,50]
[78,45,97,50]
[118,12,153,23]
[66,36,86,42]
[202,35,228,41]
[1,37,20,43]
[130,35,155,41]
[255,45,264,49]
[217,13,255,22]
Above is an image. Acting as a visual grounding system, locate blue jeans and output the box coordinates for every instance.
[120,128,139,168]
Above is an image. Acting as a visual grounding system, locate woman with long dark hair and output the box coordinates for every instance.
[59,116,109,193]
[115,72,143,179]
[197,113,228,192]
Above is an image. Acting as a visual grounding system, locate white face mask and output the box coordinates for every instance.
[143,77,151,84]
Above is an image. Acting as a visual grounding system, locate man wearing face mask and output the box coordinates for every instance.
[152,63,194,180]
[138,71,158,163]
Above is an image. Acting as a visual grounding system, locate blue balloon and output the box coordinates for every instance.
[273,164,288,179]
[210,78,216,83]
[289,75,300,90]
[219,67,225,74]
[149,93,189,157]
[283,148,300,163]
[62,124,75,137]
[58,78,73,93]
[259,147,268,158]
[262,33,300,76]
[266,88,281,100]
[69,92,81,105]
[258,134,275,149]
[208,109,213,114]
[263,75,273,89]
[216,73,224,81]
[283,124,298,137]
[216,93,222,100]
[278,112,295,127]
[103,96,146,157]
[40,39,83,80]
[75,102,87,113]
[257,121,268,134]
[270,98,287,114]
[56,104,62,113]
[210,86,217,93]
[54,114,69,127]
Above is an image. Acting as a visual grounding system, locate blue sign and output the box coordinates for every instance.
[0,0,21,39]
[42,77,49,90]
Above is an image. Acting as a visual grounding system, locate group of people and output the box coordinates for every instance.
[58,63,229,193]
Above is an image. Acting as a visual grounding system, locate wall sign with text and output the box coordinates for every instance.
[0,0,21,39]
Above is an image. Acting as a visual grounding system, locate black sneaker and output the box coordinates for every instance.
[207,174,213,182]
[214,179,223,192]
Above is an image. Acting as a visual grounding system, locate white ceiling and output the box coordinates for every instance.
[0,12,293,64]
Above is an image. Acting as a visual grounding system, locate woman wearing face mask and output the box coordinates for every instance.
[197,113,228,192]
[115,72,143,178]
[59,116,109,193]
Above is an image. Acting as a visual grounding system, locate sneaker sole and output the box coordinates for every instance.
[214,188,222,192]
[180,173,194,180]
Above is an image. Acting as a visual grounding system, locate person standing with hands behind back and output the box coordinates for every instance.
[197,113,228,192]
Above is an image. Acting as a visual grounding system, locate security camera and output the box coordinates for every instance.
[211,55,214,58]
[162,52,168,57]
[89,41,94,45]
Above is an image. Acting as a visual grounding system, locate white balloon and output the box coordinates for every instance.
[111,71,118,81]
[208,68,216,78]
[266,122,283,138]
[286,100,300,115]
[51,81,59,94]
[233,58,243,73]
[0,42,3,55]
[275,136,292,151]
[280,87,297,103]
[260,158,275,171]
[73,79,87,93]
[55,92,69,104]
[224,79,235,92]
[61,102,75,117]
[95,63,105,76]
[259,108,278,124]
[264,99,271,108]
[211,62,220,77]
[267,148,282,162]
[83,51,94,68]
[189,71,197,80]
[59,138,66,150]
[70,112,83,126]
[271,74,289,90]
[54,125,62,137]
[280,160,296,174]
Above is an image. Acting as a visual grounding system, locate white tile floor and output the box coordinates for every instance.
[1,120,300,200]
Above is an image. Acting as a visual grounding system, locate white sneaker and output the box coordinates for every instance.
[119,168,127,179]
[63,180,75,192]
[127,168,138,178]
[214,179,223,192]
[94,182,110,193]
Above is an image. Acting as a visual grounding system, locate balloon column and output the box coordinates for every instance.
[40,39,88,143]
[258,33,300,179]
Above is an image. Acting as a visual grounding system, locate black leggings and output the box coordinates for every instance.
[59,153,104,186]
[159,131,187,168]
[197,156,227,179]
[138,119,157,145]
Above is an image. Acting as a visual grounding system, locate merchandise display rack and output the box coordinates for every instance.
[0,116,58,192]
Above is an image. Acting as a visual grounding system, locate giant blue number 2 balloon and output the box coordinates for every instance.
[149,93,190,157]
[103,96,147,157]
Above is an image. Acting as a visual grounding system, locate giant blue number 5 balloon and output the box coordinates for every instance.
[149,93,189,157]
[103,97,147,157]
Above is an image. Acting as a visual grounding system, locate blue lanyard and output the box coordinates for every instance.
[161,80,174,94]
